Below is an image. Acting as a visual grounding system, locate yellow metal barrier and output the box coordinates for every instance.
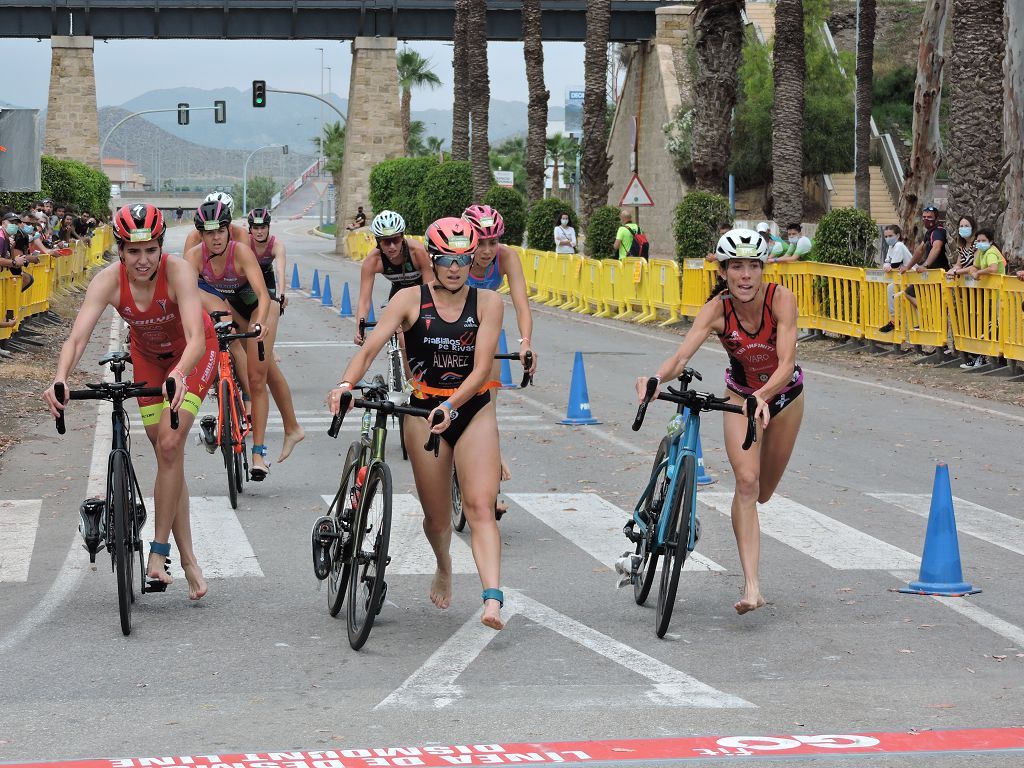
[1000,277,1024,363]
[523,249,545,298]
[576,258,604,315]
[647,258,682,326]
[596,259,626,318]
[801,262,863,338]
[947,275,1003,358]
[559,256,586,311]
[898,270,947,348]
[860,269,898,344]
[542,254,572,307]
[0,271,18,341]
[618,257,654,322]
[681,259,718,318]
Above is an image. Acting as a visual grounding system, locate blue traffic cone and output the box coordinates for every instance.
[558,352,600,425]
[321,275,333,307]
[290,264,300,290]
[899,463,981,597]
[339,282,353,318]
[367,303,376,324]
[310,269,321,299]
[498,330,516,388]
[696,433,715,485]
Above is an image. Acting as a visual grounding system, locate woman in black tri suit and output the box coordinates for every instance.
[328,217,507,631]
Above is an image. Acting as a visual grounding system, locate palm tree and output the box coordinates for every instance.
[425,136,446,157]
[467,0,491,199]
[313,121,346,232]
[947,0,1006,229]
[1003,0,1023,260]
[546,132,578,195]
[691,0,744,193]
[522,0,549,205]
[406,120,428,156]
[452,0,471,161]
[580,0,612,222]
[397,48,442,153]
[854,0,877,212]
[771,0,805,226]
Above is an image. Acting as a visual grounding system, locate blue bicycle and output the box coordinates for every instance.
[625,368,756,637]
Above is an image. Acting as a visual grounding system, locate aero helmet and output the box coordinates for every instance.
[370,210,406,238]
[113,203,166,243]
[462,204,505,239]
[425,217,479,258]
[204,191,234,213]
[195,200,233,231]
[247,208,271,227]
[715,228,769,262]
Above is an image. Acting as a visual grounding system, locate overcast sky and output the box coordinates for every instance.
[1,38,586,109]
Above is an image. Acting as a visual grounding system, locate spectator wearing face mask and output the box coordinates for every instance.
[945,215,978,278]
[878,224,913,333]
[553,212,577,254]
[957,227,1005,370]
[767,223,813,264]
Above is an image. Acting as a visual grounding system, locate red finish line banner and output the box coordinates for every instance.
[3,729,1024,768]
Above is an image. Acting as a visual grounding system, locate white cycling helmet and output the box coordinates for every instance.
[204,191,234,213]
[715,228,769,262]
[371,210,406,238]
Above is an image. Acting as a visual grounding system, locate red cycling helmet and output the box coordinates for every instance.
[425,217,479,257]
[462,204,505,239]
[113,203,165,243]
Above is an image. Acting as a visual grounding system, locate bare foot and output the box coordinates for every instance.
[146,552,173,585]
[481,599,504,630]
[500,456,512,482]
[276,427,305,463]
[735,593,765,615]
[182,563,208,601]
[430,566,452,609]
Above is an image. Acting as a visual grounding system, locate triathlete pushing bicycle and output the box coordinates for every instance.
[328,217,507,630]
[638,228,804,616]
[43,204,218,600]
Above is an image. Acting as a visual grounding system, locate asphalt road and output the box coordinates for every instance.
[1,220,1021,767]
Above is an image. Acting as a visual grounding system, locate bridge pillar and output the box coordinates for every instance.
[336,37,404,254]
[44,36,101,170]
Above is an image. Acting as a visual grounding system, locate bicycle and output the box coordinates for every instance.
[311,378,444,650]
[624,368,757,638]
[358,316,412,460]
[53,353,179,636]
[198,311,263,509]
[451,350,535,533]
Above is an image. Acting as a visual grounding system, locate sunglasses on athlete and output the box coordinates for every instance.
[378,235,403,247]
[432,253,474,268]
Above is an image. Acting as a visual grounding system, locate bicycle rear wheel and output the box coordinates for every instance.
[451,467,466,532]
[656,454,694,638]
[110,451,135,636]
[220,379,238,509]
[347,462,392,650]
[327,442,360,617]
[634,436,670,605]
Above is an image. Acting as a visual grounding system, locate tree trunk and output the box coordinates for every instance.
[854,0,877,213]
[523,0,549,206]
[1002,0,1023,264]
[691,0,744,193]
[771,0,805,226]
[946,0,1006,230]
[451,0,471,161]
[898,0,949,244]
[580,0,612,222]
[401,88,412,155]
[467,0,491,199]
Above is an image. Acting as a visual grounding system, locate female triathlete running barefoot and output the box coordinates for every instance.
[327,218,507,630]
[638,228,804,616]
[43,204,218,600]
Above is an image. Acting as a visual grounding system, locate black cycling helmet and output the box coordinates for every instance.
[248,208,271,227]
[195,200,232,231]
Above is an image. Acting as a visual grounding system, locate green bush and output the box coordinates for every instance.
[481,184,527,246]
[369,156,439,234]
[526,197,576,251]
[810,207,878,267]
[416,160,473,230]
[586,205,621,259]
[674,191,731,262]
[0,156,110,215]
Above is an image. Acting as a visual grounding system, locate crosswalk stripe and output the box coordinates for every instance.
[699,492,921,570]
[320,493,476,575]
[275,341,357,348]
[0,500,41,582]
[133,416,551,435]
[869,493,1024,557]
[140,497,263,578]
[508,492,725,572]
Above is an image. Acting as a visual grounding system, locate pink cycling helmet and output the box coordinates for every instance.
[462,204,505,239]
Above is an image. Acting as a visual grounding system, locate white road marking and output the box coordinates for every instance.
[140,497,263,578]
[509,492,724,572]
[699,492,920,570]
[275,341,357,348]
[869,493,1024,557]
[0,500,42,582]
[503,389,646,455]
[376,589,754,710]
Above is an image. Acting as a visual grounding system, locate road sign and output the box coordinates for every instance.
[493,170,514,188]
[619,173,654,207]
[565,87,585,135]
[311,180,329,198]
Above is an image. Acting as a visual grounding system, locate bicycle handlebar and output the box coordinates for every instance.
[53,377,179,433]
[494,350,534,387]
[328,390,446,458]
[213,320,265,361]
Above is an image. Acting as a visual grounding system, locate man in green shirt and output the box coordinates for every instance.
[613,210,638,261]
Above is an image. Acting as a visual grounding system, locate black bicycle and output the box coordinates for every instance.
[311,377,444,650]
[54,352,178,636]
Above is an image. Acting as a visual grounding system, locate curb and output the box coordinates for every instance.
[309,228,336,240]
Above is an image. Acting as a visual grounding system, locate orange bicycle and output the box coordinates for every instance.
[198,311,264,509]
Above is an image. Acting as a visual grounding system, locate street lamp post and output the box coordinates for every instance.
[243,144,287,215]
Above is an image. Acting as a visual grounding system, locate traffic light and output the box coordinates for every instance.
[177,103,189,125]
[214,100,226,124]
[252,80,267,108]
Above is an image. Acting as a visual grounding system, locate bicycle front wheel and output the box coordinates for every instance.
[347,462,392,650]
[635,436,670,605]
[327,442,360,617]
[451,467,467,532]
[656,454,694,638]
[110,451,135,636]
[220,379,238,509]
